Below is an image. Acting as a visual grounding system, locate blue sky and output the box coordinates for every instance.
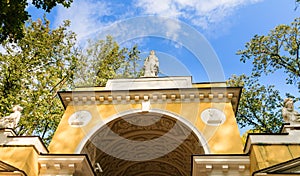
[28,0,299,102]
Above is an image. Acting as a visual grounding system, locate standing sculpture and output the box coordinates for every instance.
[143,50,159,77]
[282,98,300,124]
[0,105,23,129]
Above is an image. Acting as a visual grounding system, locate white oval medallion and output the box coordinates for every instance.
[68,110,92,127]
[201,108,226,126]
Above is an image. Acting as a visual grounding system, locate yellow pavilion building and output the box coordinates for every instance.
[0,76,300,175]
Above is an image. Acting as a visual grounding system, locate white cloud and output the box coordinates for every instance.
[52,0,263,48]
[135,0,181,18]
[54,0,111,43]
[135,0,262,30]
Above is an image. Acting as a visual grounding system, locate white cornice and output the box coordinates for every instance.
[38,155,94,176]
[192,155,250,176]
[0,135,48,154]
[244,129,300,154]
[59,87,240,108]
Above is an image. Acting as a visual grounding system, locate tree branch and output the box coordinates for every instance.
[239,113,260,128]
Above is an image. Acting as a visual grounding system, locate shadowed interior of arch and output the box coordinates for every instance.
[80,112,205,176]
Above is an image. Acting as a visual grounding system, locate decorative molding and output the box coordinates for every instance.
[0,128,16,136]
[58,87,242,119]
[245,124,300,153]
[0,160,26,176]
[53,163,60,170]
[104,76,193,90]
[201,108,226,126]
[63,93,238,103]
[252,156,300,175]
[192,155,250,176]
[0,134,48,154]
[59,88,240,106]
[38,155,94,176]
[68,110,92,128]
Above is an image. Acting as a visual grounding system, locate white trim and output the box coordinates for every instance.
[193,155,250,175]
[0,136,48,154]
[244,130,300,154]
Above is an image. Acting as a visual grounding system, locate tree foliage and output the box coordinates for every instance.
[237,17,300,91]
[0,18,79,144]
[227,74,283,133]
[0,19,142,144]
[75,36,141,87]
[0,0,72,42]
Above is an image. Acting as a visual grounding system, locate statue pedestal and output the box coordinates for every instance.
[281,123,300,133]
[0,128,16,136]
[105,76,192,90]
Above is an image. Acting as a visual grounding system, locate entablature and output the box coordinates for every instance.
[38,154,94,176]
[59,87,241,114]
[192,155,250,176]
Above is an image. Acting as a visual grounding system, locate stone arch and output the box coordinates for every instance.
[76,109,209,175]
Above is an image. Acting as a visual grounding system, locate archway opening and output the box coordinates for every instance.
[81,112,205,175]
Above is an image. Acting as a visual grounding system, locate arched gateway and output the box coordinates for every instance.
[2,53,299,176]
[49,76,244,175]
[79,111,207,175]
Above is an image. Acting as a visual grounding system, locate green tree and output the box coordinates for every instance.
[0,18,79,145]
[237,17,300,91]
[0,0,72,42]
[75,36,141,86]
[227,74,283,133]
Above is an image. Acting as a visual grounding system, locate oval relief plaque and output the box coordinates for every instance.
[201,108,226,126]
[68,110,92,127]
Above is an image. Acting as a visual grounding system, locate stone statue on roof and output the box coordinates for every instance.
[282,98,300,124]
[143,50,159,77]
[0,105,23,129]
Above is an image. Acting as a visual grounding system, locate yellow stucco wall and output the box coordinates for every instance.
[250,144,300,173]
[49,101,243,154]
[0,146,39,176]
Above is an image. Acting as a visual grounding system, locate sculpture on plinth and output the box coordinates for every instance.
[282,98,300,124]
[0,105,23,129]
[143,50,159,77]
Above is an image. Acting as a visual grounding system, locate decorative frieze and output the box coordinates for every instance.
[192,155,250,176]
[38,155,94,175]
[218,94,224,99]
[144,95,149,101]
[222,165,229,172]
[58,87,241,117]
[54,163,61,169]
[90,96,96,101]
[171,94,176,100]
[117,96,122,102]
[63,93,237,104]
[189,94,195,100]
[180,94,185,100]
[227,93,233,99]
[108,96,113,102]
[99,96,104,102]
[199,94,205,99]
[40,163,47,169]
[205,164,212,171]
[162,94,167,100]
[239,165,246,172]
